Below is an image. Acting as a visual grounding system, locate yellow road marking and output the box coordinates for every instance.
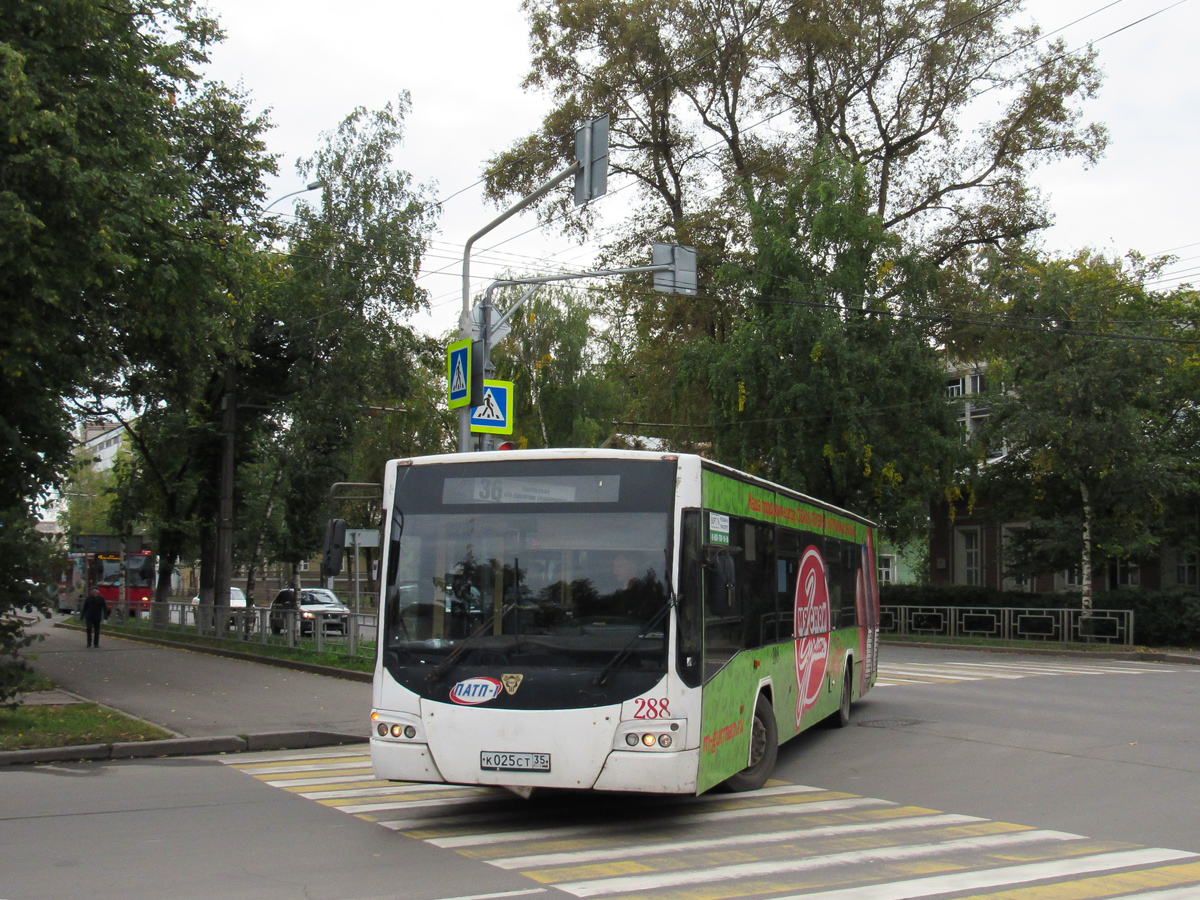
[952,859,1200,899]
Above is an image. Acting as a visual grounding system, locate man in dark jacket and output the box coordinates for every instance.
[81,587,109,648]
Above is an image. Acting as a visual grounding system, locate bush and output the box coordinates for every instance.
[880,583,1200,647]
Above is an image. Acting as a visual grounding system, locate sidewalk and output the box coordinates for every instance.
[2,615,370,766]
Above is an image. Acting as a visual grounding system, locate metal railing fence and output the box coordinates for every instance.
[879,605,1134,648]
[103,601,378,660]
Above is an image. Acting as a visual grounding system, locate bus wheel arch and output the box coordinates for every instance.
[722,692,778,793]
[826,659,853,729]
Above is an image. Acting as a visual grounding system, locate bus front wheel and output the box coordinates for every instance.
[723,694,778,793]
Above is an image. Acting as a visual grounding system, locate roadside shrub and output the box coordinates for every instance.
[880,583,1200,646]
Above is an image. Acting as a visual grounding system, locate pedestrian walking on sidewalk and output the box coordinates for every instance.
[81,587,110,648]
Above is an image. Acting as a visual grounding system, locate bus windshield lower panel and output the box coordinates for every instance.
[382,459,676,709]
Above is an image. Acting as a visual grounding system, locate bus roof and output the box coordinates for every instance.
[390,449,876,528]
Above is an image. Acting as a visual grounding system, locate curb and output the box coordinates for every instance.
[0,730,368,767]
[53,621,373,683]
[879,639,1200,665]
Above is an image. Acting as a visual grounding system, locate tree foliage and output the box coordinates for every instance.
[490,285,624,448]
[685,150,964,539]
[972,251,1200,604]
[1,0,272,655]
[486,0,1105,261]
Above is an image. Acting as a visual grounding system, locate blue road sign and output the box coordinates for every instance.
[447,339,471,409]
[470,380,513,435]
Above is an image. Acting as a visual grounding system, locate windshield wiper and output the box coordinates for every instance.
[427,601,515,683]
[592,596,674,687]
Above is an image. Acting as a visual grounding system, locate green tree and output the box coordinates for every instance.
[483,0,1106,457]
[490,286,624,448]
[1,0,271,657]
[687,150,964,539]
[258,97,436,580]
[975,251,1200,609]
[59,441,122,537]
[489,0,1103,257]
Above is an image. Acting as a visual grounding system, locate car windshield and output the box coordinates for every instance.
[383,457,675,671]
[300,590,345,608]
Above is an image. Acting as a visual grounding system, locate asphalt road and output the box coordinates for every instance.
[3,646,1199,900]
[779,646,1200,853]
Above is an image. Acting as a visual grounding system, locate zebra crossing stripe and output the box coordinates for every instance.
[300,783,474,800]
[486,812,982,869]
[768,848,1198,900]
[234,758,373,775]
[427,795,889,848]
[950,859,1200,899]
[265,773,377,787]
[549,828,1084,896]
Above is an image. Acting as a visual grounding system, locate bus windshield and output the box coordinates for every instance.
[383,458,675,672]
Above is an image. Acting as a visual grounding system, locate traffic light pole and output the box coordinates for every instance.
[459,164,581,452]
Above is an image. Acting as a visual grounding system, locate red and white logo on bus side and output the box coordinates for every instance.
[450,677,503,705]
[794,546,830,727]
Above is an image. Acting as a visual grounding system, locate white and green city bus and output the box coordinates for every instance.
[369,449,879,795]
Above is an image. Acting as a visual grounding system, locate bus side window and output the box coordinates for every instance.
[677,510,704,688]
[774,527,801,642]
[703,541,741,681]
[825,538,860,628]
[740,520,775,649]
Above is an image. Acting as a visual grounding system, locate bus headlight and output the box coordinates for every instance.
[642,733,656,747]
[626,733,640,747]
[377,723,388,737]
[391,724,404,738]
[658,734,672,748]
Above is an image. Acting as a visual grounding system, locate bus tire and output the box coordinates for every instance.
[723,694,778,793]
[826,663,852,729]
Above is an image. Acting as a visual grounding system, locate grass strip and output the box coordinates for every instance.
[0,703,174,751]
[99,620,375,674]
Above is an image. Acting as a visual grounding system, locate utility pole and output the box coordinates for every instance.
[214,361,236,615]
[459,116,610,452]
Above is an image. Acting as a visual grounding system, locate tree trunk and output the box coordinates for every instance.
[151,527,183,628]
[245,466,284,604]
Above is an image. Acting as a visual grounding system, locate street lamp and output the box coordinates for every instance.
[263,179,324,213]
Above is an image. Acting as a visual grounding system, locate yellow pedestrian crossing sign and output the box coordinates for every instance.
[470,380,513,435]
[447,339,471,409]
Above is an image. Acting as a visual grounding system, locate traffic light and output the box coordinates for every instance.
[322,519,347,578]
[652,243,698,295]
[574,115,609,206]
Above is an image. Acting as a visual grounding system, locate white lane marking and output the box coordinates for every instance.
[428,797,890,848]
[394,783,827,838]
[222,748,370,765]
[489,813,982,869]
[555,829,1084,897]
[336,792,513,813]
[236,759,374,775]
[302,783,483,799]
[883,666,1019,679]
[771,848,1198,900]
[264,772,376,787]
[426,890,548,900]
[881,662,1170,678]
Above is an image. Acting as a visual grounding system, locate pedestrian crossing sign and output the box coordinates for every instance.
[470,380,513,435]
[447,339,471,409]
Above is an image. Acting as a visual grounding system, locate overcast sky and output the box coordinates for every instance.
[201,0,1200,336]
